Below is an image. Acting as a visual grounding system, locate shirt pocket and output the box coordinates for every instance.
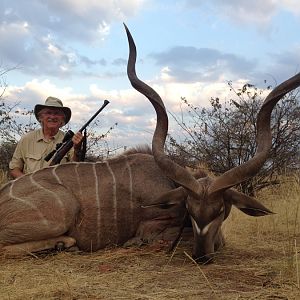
[25,152,44,173]
[26,152,43,161]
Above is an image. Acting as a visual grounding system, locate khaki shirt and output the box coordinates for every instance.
[9,128,73,174]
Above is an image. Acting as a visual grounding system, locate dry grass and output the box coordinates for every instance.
[0,175,299,299]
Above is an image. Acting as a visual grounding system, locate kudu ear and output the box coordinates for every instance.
[224,189,274,217]
[141,187,188,209]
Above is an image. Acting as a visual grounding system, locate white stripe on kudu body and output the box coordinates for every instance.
[52,166,63,184]
[105,161,117,224]
[125,156,134,233]
[74,163,83,200]
[30,174,65,209]
[92,163,101,245]
[124,156,133,209]
[30,172,68,227]
[9,181,48,226]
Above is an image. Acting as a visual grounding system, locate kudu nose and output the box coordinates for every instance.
[192,253,214,264]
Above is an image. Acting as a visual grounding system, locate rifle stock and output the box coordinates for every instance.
[49,139,74,166]
[48,99,110,166]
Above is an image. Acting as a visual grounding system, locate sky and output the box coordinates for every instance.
[1,0,300,150]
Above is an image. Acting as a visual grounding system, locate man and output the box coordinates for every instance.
[9,96,83,178]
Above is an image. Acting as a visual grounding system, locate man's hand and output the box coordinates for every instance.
[72,132,84,162]
[10,167,24,179]
[72,132,84,149]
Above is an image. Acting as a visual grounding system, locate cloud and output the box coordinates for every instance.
[264,47,300,83]
[270,48,300,68]
[183,0,300,30]
[1,0,299,152]
[4,74,242,147]
[3,77,157,144]
[0,21,108,77]
[0,0,145,77]
[149,46,256,83]
[5,79,76,108]
[112,58,127,66]
[1,0,145,42]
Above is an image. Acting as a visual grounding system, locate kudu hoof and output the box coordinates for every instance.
[55,241,66,251]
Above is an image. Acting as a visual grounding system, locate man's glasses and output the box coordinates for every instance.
[42,110,65,116]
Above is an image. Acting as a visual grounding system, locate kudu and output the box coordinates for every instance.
[1,26,299,262]
[0,149,187,256]
[124,24,300,263]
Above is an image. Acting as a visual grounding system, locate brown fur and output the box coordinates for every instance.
[125,24,300,263]
[0,154,184,256]
[123,144,152,156]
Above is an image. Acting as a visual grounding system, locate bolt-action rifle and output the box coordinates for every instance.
[45,99,110,166]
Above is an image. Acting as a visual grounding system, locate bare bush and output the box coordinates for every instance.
[168,82,300,195]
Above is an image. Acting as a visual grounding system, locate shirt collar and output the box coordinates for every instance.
[36,128,62,142]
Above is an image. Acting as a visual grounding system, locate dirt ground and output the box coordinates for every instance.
[1,179,299,300]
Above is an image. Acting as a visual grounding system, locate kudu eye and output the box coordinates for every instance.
[218,206,224,215]
[214,206,225,219]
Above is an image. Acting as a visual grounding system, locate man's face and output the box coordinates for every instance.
[39,108,65,131]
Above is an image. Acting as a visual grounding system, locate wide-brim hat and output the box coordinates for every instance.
[34,96,71,125]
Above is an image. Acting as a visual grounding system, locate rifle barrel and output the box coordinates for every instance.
[79,99,110,132]
[48,99,110,166]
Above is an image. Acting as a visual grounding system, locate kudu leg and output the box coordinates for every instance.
[0,236,76,257]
